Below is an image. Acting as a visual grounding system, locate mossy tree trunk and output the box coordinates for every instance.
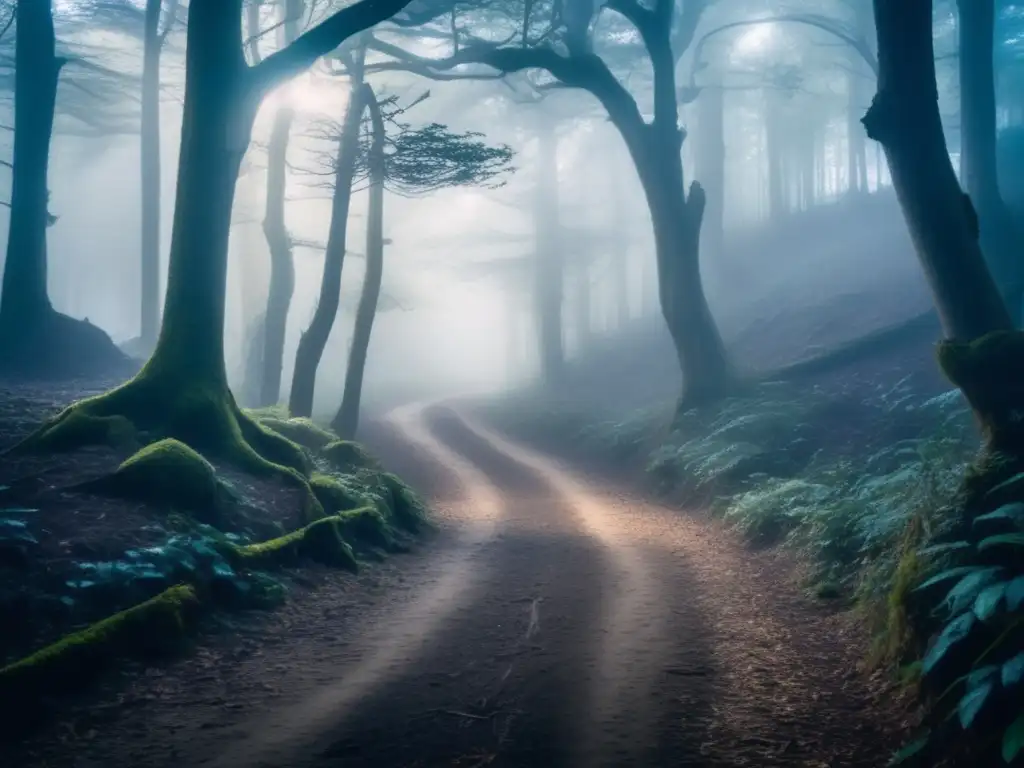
[289,58,367,418]
[0,0,125,377]
[865,0,1019,449]
[258,0,303,408]
[332,85,385,439]
[957,0,1024,322]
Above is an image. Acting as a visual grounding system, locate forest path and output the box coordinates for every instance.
[7,402,902,768]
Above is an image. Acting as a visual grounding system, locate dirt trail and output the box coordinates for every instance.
[6,402,902,768]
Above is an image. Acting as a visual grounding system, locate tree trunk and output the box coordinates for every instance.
[595,24,732,413]
[633,130,731,414]
[258,105,296,406]
[148,0,253,388]
[0,0,63,328]
[139,0,163,349]
[533,113,564,386]
[332,85,384,438]
[957,0,1024,319]
[257,0,302,407]
[288,74,367,418]
[0,0,127,377]
[866,0,1019,447]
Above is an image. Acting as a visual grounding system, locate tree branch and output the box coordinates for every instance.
[250,0,420,97]
[690,14,878,87]
[373,43,647,134]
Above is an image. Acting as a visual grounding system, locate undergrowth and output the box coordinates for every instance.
[491,376,977,654]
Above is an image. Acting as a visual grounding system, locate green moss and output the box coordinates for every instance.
[381,472,426,532]
[258,417,336,451]
[937,330,1024,451]
[6,367,324,521]
[871,537,925,667]
[336,505,393,549]
[233,514,358,571]
[310,472,367,514]
[82,439,222,519]
[243,404,291,421]
[0,585,199,701]
[323,439,380,472]
[26,410,137,453]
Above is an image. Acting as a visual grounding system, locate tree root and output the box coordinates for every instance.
[6,364,324,518]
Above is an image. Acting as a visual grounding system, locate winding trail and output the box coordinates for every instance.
[6,402,902,768]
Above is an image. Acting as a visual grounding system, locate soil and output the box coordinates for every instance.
[1,382,913,768]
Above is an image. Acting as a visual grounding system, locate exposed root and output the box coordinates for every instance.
[254,415,336,450]
[78,439,225,522]
[0,585,199,705]
[231,513,360,571]
[7,364,324,519]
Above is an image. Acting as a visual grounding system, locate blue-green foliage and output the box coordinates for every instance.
[636,383,974,594]
[59,522,285,612]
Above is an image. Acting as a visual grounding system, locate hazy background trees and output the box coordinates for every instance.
[1,0,1022,416]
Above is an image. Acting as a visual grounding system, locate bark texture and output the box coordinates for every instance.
[867,0,1019,449]
[864,0,1011,342]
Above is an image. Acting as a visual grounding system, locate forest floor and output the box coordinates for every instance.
[1,379,915,767]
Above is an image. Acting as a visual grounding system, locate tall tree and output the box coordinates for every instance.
[12,0,417,471]
[0,0,127,378]
[258,0,305,407]
[376,0,733,414]
[957,0,1024,320]
[865,0,1015,448]
[138,0,180,353]
[289,47,368,419]
[332,84,385,438]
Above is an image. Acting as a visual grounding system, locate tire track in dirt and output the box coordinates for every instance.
[206,402,713,768]
[201,403,505,768]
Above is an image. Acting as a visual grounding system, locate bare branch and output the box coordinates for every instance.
[249,0,420,97]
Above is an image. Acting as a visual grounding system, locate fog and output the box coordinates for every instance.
[1,0,1014,419]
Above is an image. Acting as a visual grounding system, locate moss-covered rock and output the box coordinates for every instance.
[258,417,336,451]
[323,439,380,472]
[0,585,199,703]
[80,438,223,521]
[232,514,359,571]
